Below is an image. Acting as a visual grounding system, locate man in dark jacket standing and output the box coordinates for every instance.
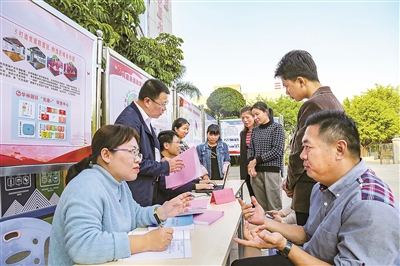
[274,50,343,225]
[115,79,184,206]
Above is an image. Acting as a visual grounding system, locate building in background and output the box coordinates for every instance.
[139,0,172,38]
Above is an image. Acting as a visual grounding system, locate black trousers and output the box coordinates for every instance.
[231,254,295,266]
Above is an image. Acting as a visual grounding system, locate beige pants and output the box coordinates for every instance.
[250,171,282,211]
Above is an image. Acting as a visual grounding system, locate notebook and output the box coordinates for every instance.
[193,210,224,225]
[195,165,230,193]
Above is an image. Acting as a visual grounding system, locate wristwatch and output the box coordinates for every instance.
[277,238,292,258]
[154,206,166,223]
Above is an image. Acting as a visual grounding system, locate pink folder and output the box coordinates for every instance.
[193,210,224,225]
[165,147,204,189]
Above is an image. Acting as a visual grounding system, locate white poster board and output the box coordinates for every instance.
[0,0,96,166]
[103,48,172,134]
[178,96,202,147]
[220,119,243,156]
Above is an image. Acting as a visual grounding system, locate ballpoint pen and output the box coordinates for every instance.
[153,213,163,228]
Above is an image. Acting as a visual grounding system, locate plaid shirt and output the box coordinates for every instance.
[304,160,399,265]
[248,120,285,172]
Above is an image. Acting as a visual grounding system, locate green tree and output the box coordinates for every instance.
[343,84,400,156]
[248,95,302,137]
[44,0,184,86]
[173,66,202,99]
[206,87,246,119]
[131,33,184,86]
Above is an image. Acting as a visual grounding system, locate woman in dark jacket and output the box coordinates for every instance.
[239,106,256,197]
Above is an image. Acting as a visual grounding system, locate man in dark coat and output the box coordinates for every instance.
[115,79,184,206]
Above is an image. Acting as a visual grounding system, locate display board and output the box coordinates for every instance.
[0,0,97,166]
[220,119,242,156]
[103,47,172,134]
[178,96,202,147]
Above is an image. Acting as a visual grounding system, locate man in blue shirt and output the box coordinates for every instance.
[232,110,399,265]
[115,79,184,206]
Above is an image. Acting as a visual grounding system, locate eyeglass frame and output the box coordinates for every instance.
[148,97,169,108]
[111,148,143,160]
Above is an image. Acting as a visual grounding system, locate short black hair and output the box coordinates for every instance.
[138,79,170,101]
[157,130,178,152]
[207,124,220,135]
[305,110,360,158]
[274,50,319,82]
[172,118,190,131]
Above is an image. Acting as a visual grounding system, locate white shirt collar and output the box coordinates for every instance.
[134,101,152,131]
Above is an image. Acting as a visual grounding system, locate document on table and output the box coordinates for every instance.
[119,230,192,261]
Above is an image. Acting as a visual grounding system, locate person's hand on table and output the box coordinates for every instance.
[157,192,194,219]
[196,183,214,190]
[199,179,217,186]
[142,227,174,251]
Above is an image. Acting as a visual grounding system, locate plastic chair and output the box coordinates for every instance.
[1,217,51,265]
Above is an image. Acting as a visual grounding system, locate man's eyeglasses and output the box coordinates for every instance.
[112,148,143,160]
[149,98,169,108]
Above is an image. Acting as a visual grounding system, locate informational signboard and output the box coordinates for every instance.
[103,48,172,134]
[220,119,243,156]
[178,96,202,147]
[0,1,96,166]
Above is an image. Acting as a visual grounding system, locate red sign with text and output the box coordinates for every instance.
[210,188,236,205]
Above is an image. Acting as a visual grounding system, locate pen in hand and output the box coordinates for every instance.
[154,213,163,228]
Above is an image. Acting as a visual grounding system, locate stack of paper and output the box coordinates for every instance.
[193,210,224,225]
[121,230,192,260]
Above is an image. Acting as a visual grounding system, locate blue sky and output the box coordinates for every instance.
[172,1,399,102]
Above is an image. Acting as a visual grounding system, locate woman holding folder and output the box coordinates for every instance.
[49,125,194,266]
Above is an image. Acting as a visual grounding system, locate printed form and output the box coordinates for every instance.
[119,230,192,261]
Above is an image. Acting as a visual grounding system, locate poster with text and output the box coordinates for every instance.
[0,1,97,166]
[178,96,202,147]
[105,48,172,134]
[220,119,242,155]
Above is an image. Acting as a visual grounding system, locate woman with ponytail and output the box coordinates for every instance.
[49,124,193,266]
[247,102,285,212]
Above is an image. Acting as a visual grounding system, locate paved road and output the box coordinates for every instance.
[229,158,399,207]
